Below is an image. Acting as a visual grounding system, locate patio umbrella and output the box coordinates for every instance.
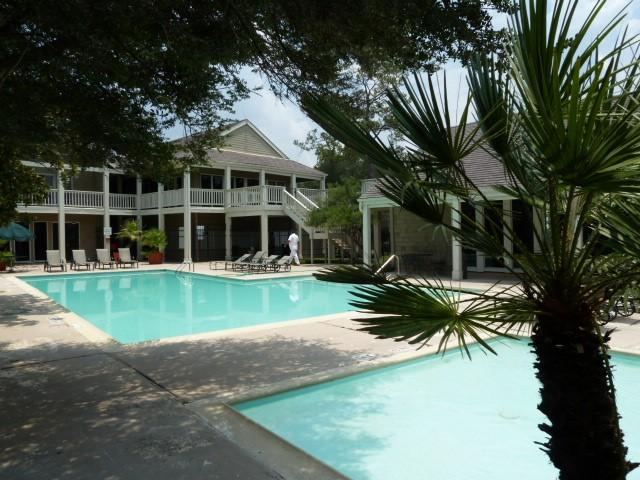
[0,223,34,241]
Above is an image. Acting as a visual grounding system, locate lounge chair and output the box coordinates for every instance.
[269,255,292,272]
[250,254,280,272]
[45,250,66,272]
[71,249,92,270]
[95,249,115,269]
[225,253,251,271]
[117,248,139,268]
[234,251,264,271]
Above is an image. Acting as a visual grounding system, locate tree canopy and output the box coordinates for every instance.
[0,0,513,225]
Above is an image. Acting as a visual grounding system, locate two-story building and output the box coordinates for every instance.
[14,120,328,264]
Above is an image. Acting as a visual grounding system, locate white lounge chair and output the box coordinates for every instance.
[251,254,280,272]
[95,249,115,269]
[269,255,292,272]
[118,248,139,268]
[71,249,92,270]
[235,251,265,271]
[45,250,66,272]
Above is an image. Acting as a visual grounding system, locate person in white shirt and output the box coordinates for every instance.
[287,232,300,265]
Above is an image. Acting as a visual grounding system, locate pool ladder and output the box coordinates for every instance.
[175,260,195,274]
[375,254,400,276]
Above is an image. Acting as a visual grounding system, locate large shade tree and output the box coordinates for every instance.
[303,0,640,477]
[0,0,513,225]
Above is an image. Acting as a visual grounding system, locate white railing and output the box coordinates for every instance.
[140,192,158,209]
[163,188,184,207]
[191,188,224,207]
[296,190,319,210]
[228,186,262,207]
[297,188,326,205]
[28,189,58,206]
[282,189,310,222]
[64,190,103,208]
[266,185,284,205]
[109,193,136,209]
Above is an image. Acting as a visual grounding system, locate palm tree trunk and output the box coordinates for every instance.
[531,315,636,479]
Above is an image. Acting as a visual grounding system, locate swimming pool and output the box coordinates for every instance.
[22,271,358,343]
[235,339,640,480]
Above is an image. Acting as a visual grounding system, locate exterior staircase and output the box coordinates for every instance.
[282,189,328,240]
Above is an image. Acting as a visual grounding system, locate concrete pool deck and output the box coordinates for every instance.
[2,263,640,479]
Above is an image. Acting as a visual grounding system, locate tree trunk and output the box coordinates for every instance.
[531,315,636,479]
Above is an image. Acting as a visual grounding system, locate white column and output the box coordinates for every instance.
[475,205,485,272]
[451,197,463,281]
[327,233,334,264]
[259,169,267,207]
[224,165,232,207]
[157,182,165,244]
[372,210,381,261]
[183,169,192,262]
[225,214,232,260]
[136,175,142,258]
[260,214,269,254]
[290,173,297,193]
[320,177,326,190]
[57,170,66,262]
[103,170,110,249]
[362,203,372,266]
[297,224,303,259]
[503,199,514,269]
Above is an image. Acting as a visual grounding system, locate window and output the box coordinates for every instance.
[200,174,223,189]
[40,173,56,188]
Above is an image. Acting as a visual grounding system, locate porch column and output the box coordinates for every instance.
[183,169,192,262]
[57,170,66,262]
[451,197,463,281]
[320,177,326,190]
[310,233,314,264]
[327,233,334,264]
[362,203,372,266]
[225,214,232,260]
[103,170,110,249]
[224,165,232,207]
[290,173,297,194]
[259,169,267,207]
[136,175,142,258]
[260,213,269,254]
[503,199,514,269]
[157,182,165,244]
[297,224,303,259]
[475,205,485,272]
[372,210,381,262]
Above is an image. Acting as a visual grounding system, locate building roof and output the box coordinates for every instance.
[360,125,509,199]
[173,119,326,178]
[205,149,326,177]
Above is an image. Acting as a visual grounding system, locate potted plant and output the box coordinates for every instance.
[142,228,167,264]
[0,250,14,272]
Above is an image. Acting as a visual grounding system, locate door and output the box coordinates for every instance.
[34,222,47,261]
[53,223,80,260]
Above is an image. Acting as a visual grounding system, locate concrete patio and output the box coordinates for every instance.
[2,263,640,479]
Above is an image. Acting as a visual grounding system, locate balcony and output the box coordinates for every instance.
[21,186,327,211]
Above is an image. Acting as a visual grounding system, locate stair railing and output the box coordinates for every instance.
[375,254,400,275]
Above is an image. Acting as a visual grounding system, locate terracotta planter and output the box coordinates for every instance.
[0,262,6,272]
[148,251,164,264]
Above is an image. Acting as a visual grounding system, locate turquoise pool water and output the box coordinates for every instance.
[23,271,357,343]
[236,340,640,480]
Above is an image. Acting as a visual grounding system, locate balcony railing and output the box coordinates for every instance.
[109,193,137,209]
[191,188,224,207]
[21,186,327,210]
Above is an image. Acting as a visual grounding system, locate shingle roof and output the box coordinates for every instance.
[206,149,325,178]
[360,125,509,199]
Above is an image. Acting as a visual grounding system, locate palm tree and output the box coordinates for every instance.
[303,0,640,477]
[117,219,142,246]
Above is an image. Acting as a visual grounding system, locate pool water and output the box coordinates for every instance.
[235,340,640,480]
[23,271,357,343]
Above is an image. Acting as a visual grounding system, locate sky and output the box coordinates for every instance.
[165,0,640,169]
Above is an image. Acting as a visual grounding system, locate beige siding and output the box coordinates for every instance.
[223,124,283,157]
